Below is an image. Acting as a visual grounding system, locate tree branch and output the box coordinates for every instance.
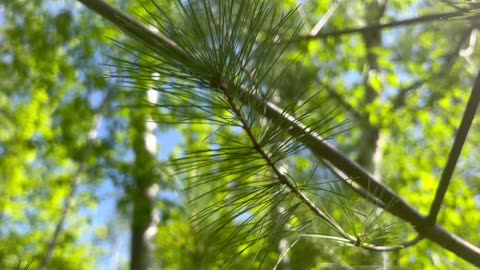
[218,81,353,240]
[309,0,340,36]
[295,11,462,41]
[76,0,480,266]
[427,67,480,224]
[319,81,365,120]
[40,88,114,270]
[391,80,424,110]
[438,0,464,11]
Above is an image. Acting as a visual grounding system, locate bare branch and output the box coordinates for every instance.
[295,11,462,41]
[391,80,424,110]
[427,67,480,224]
[39,89,114,270]
[319,81,365,120]
[438,0,465,11]
[309,1,340,36]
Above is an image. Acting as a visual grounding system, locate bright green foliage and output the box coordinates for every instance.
[279,1,480,268]
[0,1,115,269]
[2,0,480,269]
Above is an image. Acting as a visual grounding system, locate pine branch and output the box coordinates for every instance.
[262,99,480,265]
[215,81,353,240]
[77,0,480,266]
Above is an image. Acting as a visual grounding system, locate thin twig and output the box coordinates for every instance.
[391,28,472,110]
[427,68,480,224]
[295,11,462,41]
[438,0,461,11]
[39,89,114,270]
[391,80,424,110]
[309,1,340,36]
[319,81,365,120]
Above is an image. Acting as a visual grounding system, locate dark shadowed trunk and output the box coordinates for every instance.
[129,108,159,270]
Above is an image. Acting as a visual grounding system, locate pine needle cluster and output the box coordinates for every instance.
[108,0,406,266]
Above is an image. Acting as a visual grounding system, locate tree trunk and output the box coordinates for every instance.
[358,0,386,175]
[129,106,159,270]
[359,0,388,268]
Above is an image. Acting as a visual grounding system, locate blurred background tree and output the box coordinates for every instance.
[1,0,480,269]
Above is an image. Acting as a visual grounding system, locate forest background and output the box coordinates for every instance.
[2,0,480,269]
